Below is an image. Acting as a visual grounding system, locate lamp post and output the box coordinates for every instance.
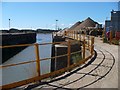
[56,20,58,30]
[9,19,11,29]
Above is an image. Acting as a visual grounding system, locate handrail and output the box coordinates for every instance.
[0,41,67,48]
[1,30,94,89]
[0,50,81,68]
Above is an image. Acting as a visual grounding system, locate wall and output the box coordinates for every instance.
[51,36,82,73]
[1,33,36,63]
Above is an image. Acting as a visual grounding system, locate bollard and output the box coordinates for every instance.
[34,43,41,77]
[67,40,71,68]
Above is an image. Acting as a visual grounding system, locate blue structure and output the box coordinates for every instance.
[105,10,120,37]
[105,20,111,31]
[118,1,120,11]
[111,10,120,32]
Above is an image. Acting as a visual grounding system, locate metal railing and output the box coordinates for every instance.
[0,30,94,89]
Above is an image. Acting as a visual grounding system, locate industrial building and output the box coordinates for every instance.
[105,10,120,39]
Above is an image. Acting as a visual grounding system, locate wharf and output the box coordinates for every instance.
[31,37,118,89]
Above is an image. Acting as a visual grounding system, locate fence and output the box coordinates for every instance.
[0,30,94,89]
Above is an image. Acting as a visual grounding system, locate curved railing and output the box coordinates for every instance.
[0,30,94,89]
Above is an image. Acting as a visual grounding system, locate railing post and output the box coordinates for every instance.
[68,31,70,37]
[75,31,76,39]
[70,31,71,38]
[67,40,71,68]
[74,31,75,39]
[88,35,89,49]
[68,31,69,37]
[79,31,81,41]
[78,30,79,40]
[66,31,68,36]
[72,31,74,39]
[91,37,94,55]
[83,39,85,59]
[76,31,78,40]
[34,43,41,77]
[64,31,66,36]
[83,34,85,41]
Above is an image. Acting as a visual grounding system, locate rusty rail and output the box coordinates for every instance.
[0,30,94,89]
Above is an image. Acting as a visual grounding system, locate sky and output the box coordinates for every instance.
[1,2,119,30]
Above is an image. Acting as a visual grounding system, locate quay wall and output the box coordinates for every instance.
[51,36,82,73]
[1,33,36,63]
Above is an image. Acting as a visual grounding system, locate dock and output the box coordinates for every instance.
[0,31,118,89]
[31,37,118,89]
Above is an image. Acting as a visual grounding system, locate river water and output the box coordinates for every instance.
[2,34,52,86]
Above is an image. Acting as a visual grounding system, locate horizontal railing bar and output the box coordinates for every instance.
[38,41,67,45]
[0,50,83,68]
[0,41,68,48]
[70,50,82,55]
[1,54,93,89]
[1,50,84,68]
[0,37,89,48]
[41,54,68,61]
[0,43,34,48]
[0,60,36,68]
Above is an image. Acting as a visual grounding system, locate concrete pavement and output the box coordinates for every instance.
[27,37,118,89]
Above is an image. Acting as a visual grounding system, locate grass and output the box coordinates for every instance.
[103,37,108,43]
[111,38,120,45]
[71,53,82,64]
[103,37,119,45]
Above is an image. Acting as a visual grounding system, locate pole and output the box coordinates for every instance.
[34,43,41,77]
[9,19,10,29]
[56,20,58,30]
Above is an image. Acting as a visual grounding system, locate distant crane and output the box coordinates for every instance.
[56,20,58,30]
[9,19,11,29]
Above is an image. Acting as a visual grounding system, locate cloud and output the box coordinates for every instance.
[52,24,56,26]
[69,24,74,26]
[61,24,65,26]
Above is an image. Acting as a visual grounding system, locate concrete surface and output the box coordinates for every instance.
[24,37,119,89]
